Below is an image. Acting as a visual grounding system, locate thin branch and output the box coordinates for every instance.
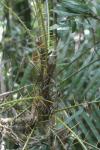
[53,115,87,150]
[54,95,100,113]
[59,58,100,86]
[22,119,37,150]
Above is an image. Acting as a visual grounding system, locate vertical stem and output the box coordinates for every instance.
[53,0,57,83]
[46,0,50,49]
[53,1,58,149]
[36,0,48,78]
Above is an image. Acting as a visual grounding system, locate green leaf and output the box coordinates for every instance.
[74,66,93,97]
[53,5,81,17]
[72,21,77,33]
[76,102,100,141]
[16,0,24,3]
[81,69,100,98]
[62,0,93,13]
[57,108,83,130]
[10,66,19,72]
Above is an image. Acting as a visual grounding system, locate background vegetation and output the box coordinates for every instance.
[0,0,100,149]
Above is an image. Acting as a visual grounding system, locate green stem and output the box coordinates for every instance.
[48,126,67,150]
[53,115,87,150]
[11,104,32,122]
[0,96,48,107]
[22,122,37,150]
[54,95,100,113]
[0,2,40,52]
[36,0,48,70]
